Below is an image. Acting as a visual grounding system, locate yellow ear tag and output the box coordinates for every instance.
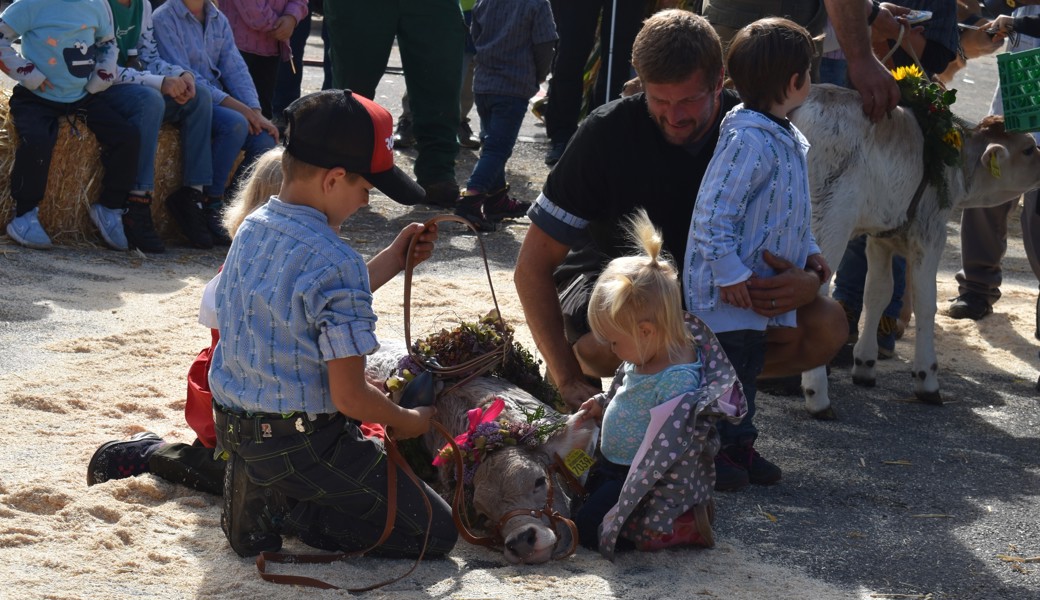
[989,152,1002,179]
[564,448,595,477]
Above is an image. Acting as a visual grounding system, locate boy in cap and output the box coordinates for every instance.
[209,89,457,558]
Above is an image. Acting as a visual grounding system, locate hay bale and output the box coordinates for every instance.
[0,86,238,246]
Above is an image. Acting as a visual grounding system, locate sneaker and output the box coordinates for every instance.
[721,443,782,486]
[122,195,165,253]
[221,453,291,557]
[458,120,481,150]
[877,314,898,359]
[947,293,992,320]
[202,200,232,246]
[165,187,213,249]
[483,186,531,221]
[393,117,415,148]
[421,180,461,208]
[713,452,750,492]
[5,207,53,249]
[86,431,163,486]
[454,193,496,232]
[89,204,129,250]
[545,139,568,167]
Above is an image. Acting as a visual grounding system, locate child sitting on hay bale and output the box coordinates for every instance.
[0,0,140,251]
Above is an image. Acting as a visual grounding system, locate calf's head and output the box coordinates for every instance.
[469,412,597,564]
[961,116,1040,208]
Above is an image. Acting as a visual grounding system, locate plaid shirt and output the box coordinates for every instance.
[151,0,259,108]
[210,198,379,416]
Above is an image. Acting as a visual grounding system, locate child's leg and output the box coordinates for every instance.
[208,105,249,198]
[81,94,140,210]
[574,458,629,550]
[98,85,164,194]
[466,94,527,194]
[8,86,63,216]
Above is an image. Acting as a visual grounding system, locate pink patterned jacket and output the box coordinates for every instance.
[221,0,308,58]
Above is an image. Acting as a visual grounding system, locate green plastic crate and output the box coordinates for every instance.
[998,47,1040,133]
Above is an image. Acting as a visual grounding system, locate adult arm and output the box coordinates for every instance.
[515,224,600,410]
[367,223,438,292]
[327,355,435,439]
[825,0,899,121]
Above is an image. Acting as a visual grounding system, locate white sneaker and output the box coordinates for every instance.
[6,207,53,249]
[89,203,128,250]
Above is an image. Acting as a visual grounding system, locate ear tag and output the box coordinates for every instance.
[989,152,1002,179]
[564,448,595,477]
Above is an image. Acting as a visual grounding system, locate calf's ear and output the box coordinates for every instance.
[980,143,1010,177]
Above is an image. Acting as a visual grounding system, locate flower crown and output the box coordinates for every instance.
[891,65,962,208]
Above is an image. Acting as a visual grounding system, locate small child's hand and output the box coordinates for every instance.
[391,222,439,271]
[577,397,602,424]
[37,79,53,92]
[391,405,436,440]
[720,280,752,308]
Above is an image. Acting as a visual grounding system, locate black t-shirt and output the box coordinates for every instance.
[536,89,741,285]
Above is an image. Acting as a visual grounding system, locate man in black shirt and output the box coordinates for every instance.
[515,10,848,492]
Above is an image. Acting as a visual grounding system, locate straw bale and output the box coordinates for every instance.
[0,86,239,246]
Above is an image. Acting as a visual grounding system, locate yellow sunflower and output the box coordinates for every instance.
[943,129,963,150]
[892,64,925,82]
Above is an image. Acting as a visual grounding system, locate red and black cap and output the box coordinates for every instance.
[283,90,425,206]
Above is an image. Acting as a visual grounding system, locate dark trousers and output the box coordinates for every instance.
[324,0,464,185]
[545,0,645,144]
[241,52,281,119]
[9,85,139,215]
[574,457,630,550]
[216,410,458,558]
[714,329,767,447]
[149,439,225,496]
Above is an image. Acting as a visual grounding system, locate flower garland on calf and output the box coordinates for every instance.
[891,65,963,208]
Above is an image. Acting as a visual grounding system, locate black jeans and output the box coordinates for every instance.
[545,0,645,144]
[216,409,458,558]
[241,52,281,119]
[714,329,767,447]
[149,439,225,496]
[574,457,629,550]
[9,85,139,215]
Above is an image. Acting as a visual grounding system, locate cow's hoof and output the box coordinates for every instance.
[852,375,876,387]
[809,405,838,421]
[915,390,943,405]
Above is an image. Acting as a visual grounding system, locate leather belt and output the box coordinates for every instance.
[214,405,340,444]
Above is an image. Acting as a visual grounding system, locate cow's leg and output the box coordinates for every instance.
[801,366,834,418]
[851,237,894,386]
[909,244,943,404]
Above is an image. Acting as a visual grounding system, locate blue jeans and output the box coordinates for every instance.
[715,329,767,446]
[103,84,213,191]
[210,104,276,198]
[833,235,906,320]
[466,94,527,193]
[818,57,847,87]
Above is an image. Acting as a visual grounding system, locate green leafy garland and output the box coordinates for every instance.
[891,65,962,209]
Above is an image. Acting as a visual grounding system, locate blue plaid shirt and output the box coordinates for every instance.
[151,0,259,108]
[209,198,379,416]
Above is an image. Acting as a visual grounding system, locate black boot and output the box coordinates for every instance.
[454,192,495,232]
[202,197,232,246]
[122,194,166,253]
[165,187,213,249]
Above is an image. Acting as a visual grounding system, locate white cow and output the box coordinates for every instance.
[367,344,598,564]
[791,84,1040,417]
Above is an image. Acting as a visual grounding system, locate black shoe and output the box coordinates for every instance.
[221,453,291,557]
[714,452,750,492]
[393,117,415,148]
[545,140,568,167]
[721,443,782,486]
[455,193,496,232]
[122,194,166,253]
[203,199,232,246]
[421,181,461,208]
[483,185,531,221]
[87,432,163,486]
[458,120,481,150]
[947,293,993,320]
[165,187,214,249]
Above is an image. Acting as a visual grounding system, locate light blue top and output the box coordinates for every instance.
[600,360,703,465]
[684,106,820,333]
[151,0,258,108]
[209,198,379,416]
[0,0,117,102]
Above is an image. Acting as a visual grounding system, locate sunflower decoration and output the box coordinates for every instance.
[891,64,962,208]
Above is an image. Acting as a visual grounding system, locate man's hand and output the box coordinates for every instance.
[746,251,823,317]
[846,54,900,122]
[560,378,602,413]
[720,280,752,308]
[390,406,436,440]
[272,15,296,41]
[160,75,193,104]
[246,108,280,142]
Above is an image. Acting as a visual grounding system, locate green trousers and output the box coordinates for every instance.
[324,0,464,186]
